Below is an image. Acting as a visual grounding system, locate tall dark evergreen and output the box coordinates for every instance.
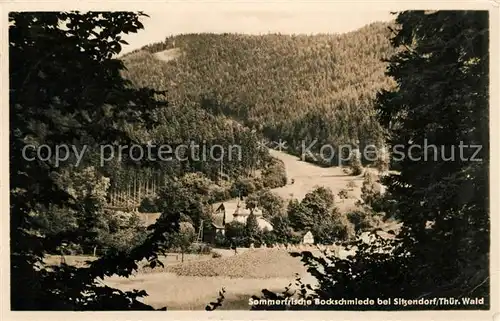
[377,10,489,297]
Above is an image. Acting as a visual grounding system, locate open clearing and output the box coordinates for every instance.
[153,48,181,62]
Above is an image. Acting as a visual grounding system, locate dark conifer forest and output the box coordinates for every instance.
[121,22,396,164]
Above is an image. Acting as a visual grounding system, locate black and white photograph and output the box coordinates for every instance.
[4,1,498,317]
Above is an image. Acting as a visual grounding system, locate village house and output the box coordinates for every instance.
[203,201,274,244]
[134,200,275,245]
[302,231,314,244]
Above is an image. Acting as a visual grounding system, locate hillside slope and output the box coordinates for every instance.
[121,22,396,165]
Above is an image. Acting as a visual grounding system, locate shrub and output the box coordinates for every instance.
[253,177,265,191]
[58,243,84,256]
[225,221,250,247]
[312,211,355,244]
[349,149,364,176]
[373,146,390,174]
[338,188,349,202]
[261,158,287,188]
[346,210,382,233]
[231,178,256,197]
[187,243,213,254]
[214,233,229,248]
[261,229,277,246]
[138,197,159,213]
[358,172,383,208]
[246,189,285,219]
[209,185,231,203]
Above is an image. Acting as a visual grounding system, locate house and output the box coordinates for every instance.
[302,231,314,244]
[202,222,225,244]
[203,200,275,244]
[218,201,274,231]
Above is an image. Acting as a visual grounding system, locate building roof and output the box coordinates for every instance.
[137,212,162,227]
[232,215,274,231]
[211,200,273,231]
[211,222,225,229]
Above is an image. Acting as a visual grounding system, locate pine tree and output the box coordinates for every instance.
[245,211,260,241]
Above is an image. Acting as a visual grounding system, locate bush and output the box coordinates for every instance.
[214,233,229,248]
[253,177,265,191]
[138,197,159,213]
[187,243,213,254]
[338,188,349,202]
[225,221,250,247]
[358,172,383,208]
[373,146,390,174]
[261,158,287,189]
[209,185,231,203]
[96,211,147,255]
[312,211,355,244]
[349,150,364,176]
[261,229,277,246]
[58,243,84,256]
[231,178,257,197]
[350,162,363,176]
[346,210,382,233]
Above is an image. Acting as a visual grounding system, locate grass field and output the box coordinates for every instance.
[104,248,315,310]
[43,249,314,310]
[106,271,305,310]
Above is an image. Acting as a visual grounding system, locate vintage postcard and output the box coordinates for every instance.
[1,1,498,320]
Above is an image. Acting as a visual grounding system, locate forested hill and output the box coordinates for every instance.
[121,21,397,164]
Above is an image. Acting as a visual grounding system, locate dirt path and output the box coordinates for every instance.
[268,149,362,204]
